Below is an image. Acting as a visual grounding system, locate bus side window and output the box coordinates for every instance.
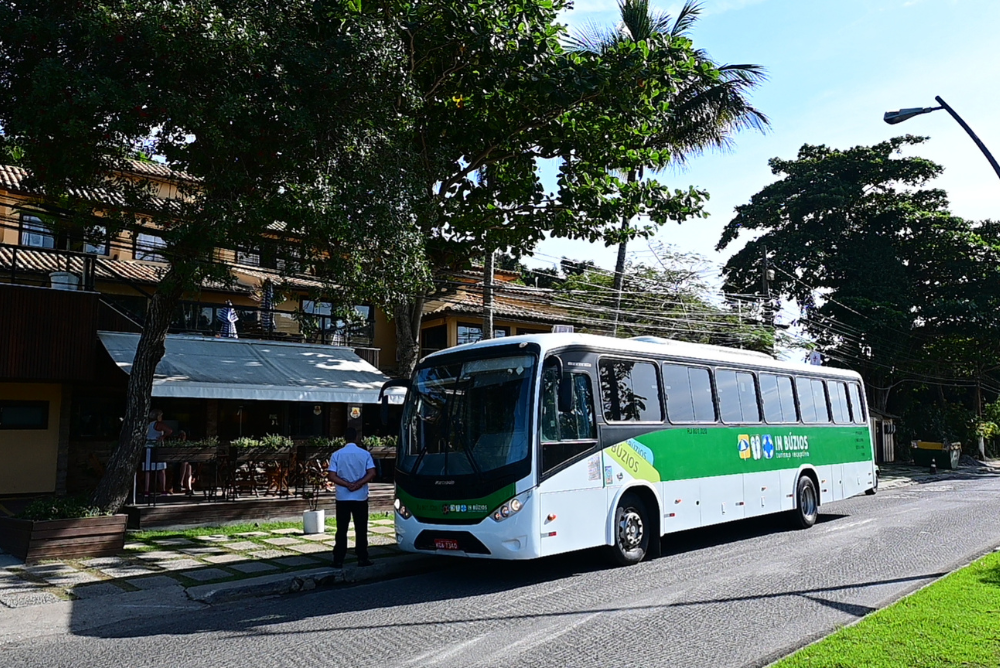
[796,377,830,423]
[599,359,662,423]
[847,383,867,423]
[717,369,761,423]
[760,373,797,423]
[828,381,851,424]
[542,369,598,474]
[663,363,716,423]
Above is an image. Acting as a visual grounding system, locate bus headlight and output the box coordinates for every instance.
[394,497,412,520]
[492,491,529,522]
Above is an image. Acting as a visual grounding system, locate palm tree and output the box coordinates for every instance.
[567,0,769,335]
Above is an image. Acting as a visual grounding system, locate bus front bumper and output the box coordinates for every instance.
[394,509,539,560]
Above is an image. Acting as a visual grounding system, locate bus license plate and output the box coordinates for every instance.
[434,538,459,551]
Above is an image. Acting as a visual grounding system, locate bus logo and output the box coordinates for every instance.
[751,435,763,461]
[738,435,751,459]
[762,435,775,459]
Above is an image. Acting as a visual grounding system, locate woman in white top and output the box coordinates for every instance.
[143,410,172,496]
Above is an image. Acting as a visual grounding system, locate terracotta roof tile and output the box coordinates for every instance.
[0,164,181,215]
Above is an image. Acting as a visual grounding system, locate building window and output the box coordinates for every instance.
[457,323,508,345]
[599,358,662,423]
[20,215,56,249]
[236,248,261,266]
[135,232,167,262]
[457,323,482,345]
[18,215,110,255]
[78,226,110,255]
[421,324,447,358]
[0,401,49,430]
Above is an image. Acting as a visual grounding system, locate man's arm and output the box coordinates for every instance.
[327,470,353,488]
[347,467,376,492]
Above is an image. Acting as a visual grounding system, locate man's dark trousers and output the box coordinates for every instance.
[334,499,368,565]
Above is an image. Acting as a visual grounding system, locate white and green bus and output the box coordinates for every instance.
[383,333,876,566]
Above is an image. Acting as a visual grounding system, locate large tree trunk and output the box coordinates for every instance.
[482,247,495,341]
[394,297,425,380]
[91,270,185,513]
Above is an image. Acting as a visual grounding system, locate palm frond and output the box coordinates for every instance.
[619,0,655,41]
[670,0,703,38]
[564,19,619,53]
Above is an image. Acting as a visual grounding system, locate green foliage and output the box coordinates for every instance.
[362,435,397,450]
[258,434,294,450]
[230,437,261,449]
[305,436,346,451]
[18,497,107,521]
[0,0,429,304]
[719,136,1000,417]
[551,244,772,350]
[159,436,218,449]
[975,421,998,440]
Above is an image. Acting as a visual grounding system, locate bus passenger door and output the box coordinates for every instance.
[537,366,604,556]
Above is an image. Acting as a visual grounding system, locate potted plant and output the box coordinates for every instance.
[300,472,326,534]
[0,497,128,564]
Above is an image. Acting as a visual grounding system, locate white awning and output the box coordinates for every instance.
[98,331,405,404]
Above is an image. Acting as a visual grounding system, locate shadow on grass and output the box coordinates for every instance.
[976,557,1000,588]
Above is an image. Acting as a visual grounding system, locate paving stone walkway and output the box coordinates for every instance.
[0,518,400,609]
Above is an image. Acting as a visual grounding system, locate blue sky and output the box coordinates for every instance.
[527,0,1000,276]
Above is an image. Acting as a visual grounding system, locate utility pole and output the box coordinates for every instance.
[482,245,495,341]
[761,245,774,327]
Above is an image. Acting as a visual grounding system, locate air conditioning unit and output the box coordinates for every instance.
[552,324,574,333]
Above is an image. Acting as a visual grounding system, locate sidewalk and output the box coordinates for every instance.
[877,459,1000,490]
[0,514,433,612]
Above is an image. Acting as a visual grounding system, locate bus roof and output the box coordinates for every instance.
[421,332,862,380]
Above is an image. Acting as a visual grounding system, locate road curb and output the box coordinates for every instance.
[186,554,439,604]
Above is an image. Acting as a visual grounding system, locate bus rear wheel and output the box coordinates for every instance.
[608,493,649,566]
[790,475,819,529]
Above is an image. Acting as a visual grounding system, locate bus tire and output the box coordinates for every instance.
[865,470,878,495]
[790,475,819,529]
[608,492,649,566]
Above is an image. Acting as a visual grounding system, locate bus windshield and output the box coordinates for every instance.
[399,354,535,478]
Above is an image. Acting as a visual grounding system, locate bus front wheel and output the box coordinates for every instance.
[608,493,649,566]
[791,475,819,529]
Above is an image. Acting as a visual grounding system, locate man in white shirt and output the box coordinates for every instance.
[327,427,376,567]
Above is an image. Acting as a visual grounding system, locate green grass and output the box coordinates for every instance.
[774,551,1000,668]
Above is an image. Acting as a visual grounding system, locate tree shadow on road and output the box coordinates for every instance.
[63,509,895,643]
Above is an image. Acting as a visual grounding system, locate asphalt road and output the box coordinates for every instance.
[5,474,1000,668]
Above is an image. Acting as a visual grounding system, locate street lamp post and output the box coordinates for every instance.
[884,95,1000,182]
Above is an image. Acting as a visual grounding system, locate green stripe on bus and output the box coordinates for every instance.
[627,426,872,482]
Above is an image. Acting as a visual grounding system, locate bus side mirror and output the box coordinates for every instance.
[378,379,411,426]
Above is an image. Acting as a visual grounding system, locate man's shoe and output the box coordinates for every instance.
[358,560,374,567]
[332,562,344,569]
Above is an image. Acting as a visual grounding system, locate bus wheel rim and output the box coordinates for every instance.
[802,486,817,516]
[618,509,644,550]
